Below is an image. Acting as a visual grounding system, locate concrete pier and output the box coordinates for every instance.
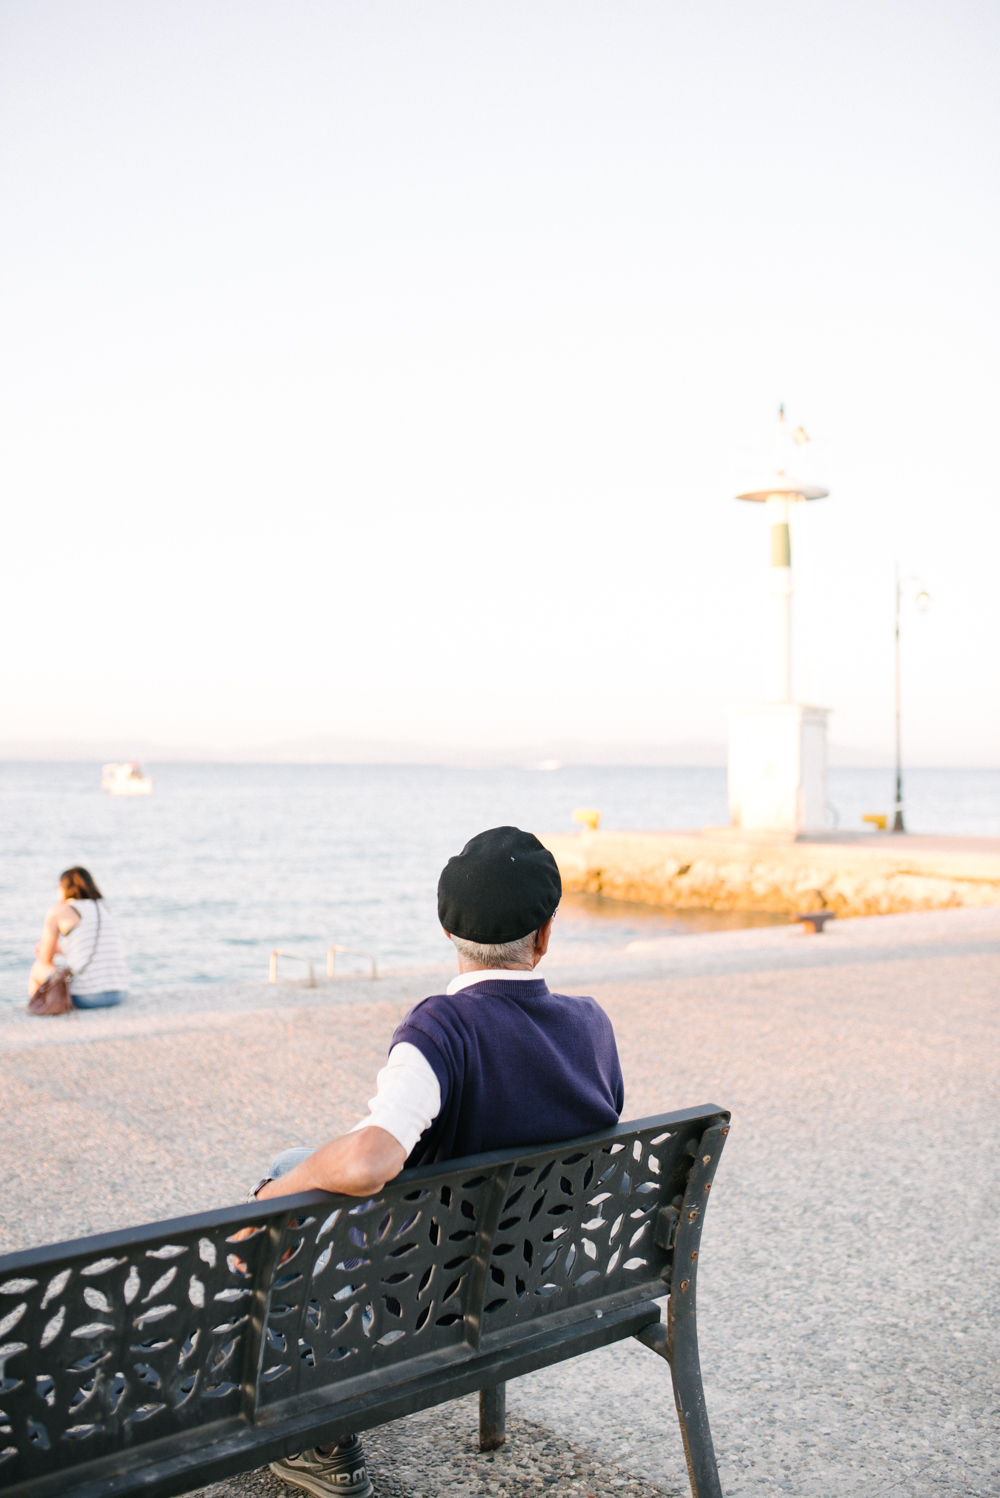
[540,827,1000,917]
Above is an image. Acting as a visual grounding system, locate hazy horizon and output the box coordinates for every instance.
[0,734,991,771]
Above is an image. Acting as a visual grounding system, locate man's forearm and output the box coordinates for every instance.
[256,1127,406,1201]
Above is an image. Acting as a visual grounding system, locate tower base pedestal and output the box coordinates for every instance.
[728,703,830,834]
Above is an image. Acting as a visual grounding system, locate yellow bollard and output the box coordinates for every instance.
[572,808,601,832]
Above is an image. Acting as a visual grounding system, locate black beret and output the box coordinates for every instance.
[438,826,562,945]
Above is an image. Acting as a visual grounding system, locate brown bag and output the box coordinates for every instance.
[28,967,76,1016]
[27,901,103,1017]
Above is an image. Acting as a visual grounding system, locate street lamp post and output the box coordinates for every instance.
[892,565,931,834]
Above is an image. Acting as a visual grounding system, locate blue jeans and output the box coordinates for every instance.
[71,990,127,1010]
[259,1144,360,1461]
[267,1145,314,1178]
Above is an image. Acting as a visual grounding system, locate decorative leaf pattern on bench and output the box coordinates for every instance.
[255,1165,506,1408]
[478,1125,684,1341]
[0,1111,721,1491]
[0,1217,273,1485]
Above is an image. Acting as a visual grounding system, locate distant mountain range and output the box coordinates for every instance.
[0,736,952,768]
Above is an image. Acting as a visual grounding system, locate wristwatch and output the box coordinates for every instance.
[246,1177,274,1203]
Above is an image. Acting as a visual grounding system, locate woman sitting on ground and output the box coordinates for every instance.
[29,866,131,1009]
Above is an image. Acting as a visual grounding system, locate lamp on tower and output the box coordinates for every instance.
[728,408,831,836]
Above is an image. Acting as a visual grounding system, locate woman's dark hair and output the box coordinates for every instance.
[60,867,103,901]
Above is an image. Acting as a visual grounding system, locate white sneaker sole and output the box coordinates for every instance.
[269,1458,374,1498]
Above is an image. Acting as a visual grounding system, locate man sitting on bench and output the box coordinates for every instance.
[252,826,624,1498]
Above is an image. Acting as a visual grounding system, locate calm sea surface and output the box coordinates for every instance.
[1,763,996,998]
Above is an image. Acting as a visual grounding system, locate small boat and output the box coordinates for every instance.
[102,762,153,796]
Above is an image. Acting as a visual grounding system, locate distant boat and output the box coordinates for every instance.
[102,762,153,796]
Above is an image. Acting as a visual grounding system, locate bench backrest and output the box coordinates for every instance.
[0,1106,727,1493]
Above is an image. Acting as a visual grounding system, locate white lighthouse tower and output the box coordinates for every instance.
[728,409,831,835]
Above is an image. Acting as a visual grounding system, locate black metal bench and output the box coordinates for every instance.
[0,1105,730,1498]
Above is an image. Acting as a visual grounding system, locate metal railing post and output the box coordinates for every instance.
[269,951,316,987]
[327,945,378,980]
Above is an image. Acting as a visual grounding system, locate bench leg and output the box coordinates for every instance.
[635,1314,721,1498]
[668,1293,722,1498]
[636,1119,729,1498]
[667,1120,729,1498]
[479,1381,506,1451]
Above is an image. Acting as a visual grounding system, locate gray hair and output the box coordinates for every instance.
[450,930,538,969]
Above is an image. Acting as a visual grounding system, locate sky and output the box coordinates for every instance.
[1,0,997,765]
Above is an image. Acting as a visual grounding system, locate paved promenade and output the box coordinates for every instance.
[3,907,998,1497]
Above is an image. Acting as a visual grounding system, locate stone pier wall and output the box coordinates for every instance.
[539,829,1000,918]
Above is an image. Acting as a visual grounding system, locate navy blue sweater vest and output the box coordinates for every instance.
[390,977,624,1167]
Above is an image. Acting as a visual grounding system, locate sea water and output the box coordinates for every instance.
[1,762,996,997]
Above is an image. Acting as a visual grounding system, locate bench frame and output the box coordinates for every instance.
[0,1105,730,1498]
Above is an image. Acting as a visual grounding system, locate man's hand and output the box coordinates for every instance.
[256,1127,407,1202]
[229,1129,406,1269]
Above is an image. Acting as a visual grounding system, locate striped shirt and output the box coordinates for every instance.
[63,900,131,997]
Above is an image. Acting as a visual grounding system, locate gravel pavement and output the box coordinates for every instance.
[2,906,998,1497]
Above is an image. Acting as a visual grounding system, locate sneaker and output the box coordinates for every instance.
[270,1434,373,1497]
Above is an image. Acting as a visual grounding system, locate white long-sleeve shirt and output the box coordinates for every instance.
[348,969,545,1155]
